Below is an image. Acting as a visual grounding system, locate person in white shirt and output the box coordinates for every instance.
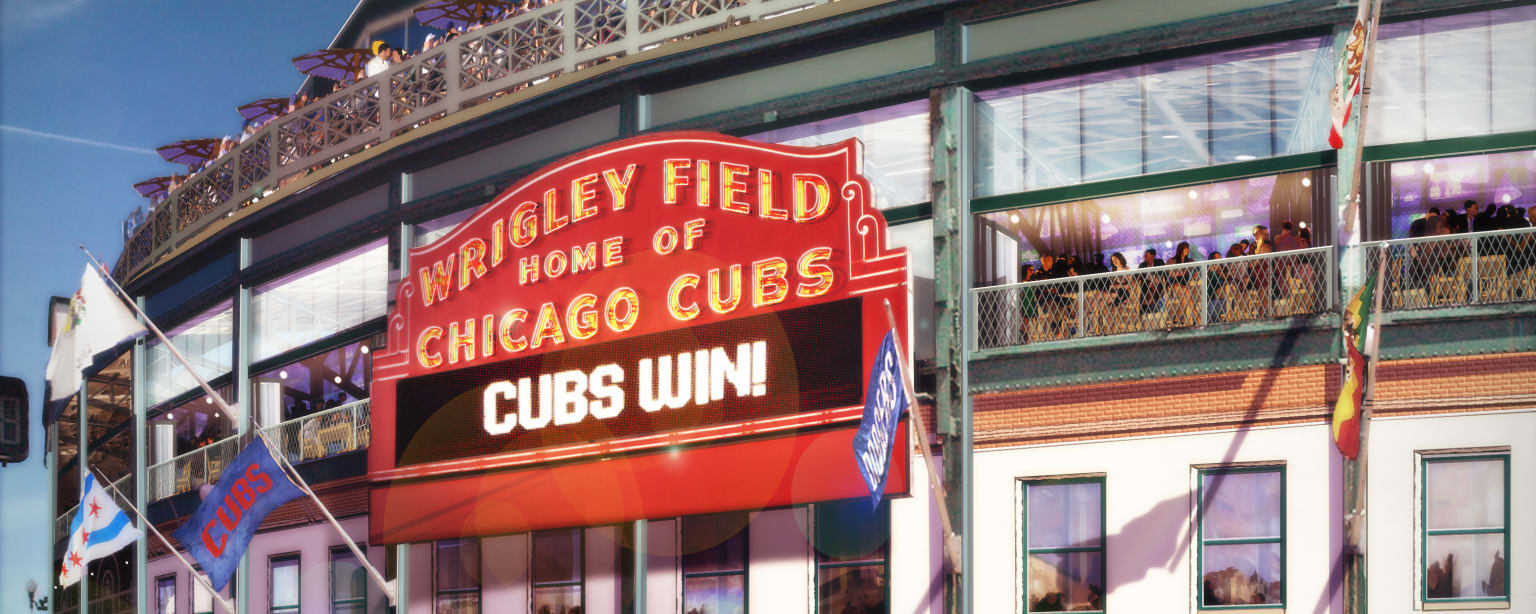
[365,40,392,77]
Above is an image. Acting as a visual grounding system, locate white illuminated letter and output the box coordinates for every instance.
[710,343,752,401]
[589,364,625,419]
[553,369,589,426]
[639,353,691,413]
[521,377,551,430]
[483,381,518,435]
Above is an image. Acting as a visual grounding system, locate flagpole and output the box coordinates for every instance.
[78,247,397,605]
[94,467,236,614]
[883,299,963,574]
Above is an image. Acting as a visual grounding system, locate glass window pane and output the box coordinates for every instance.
[270,557,300,610]
[1023,77,1083,190]
[683,513,749,574]
[255,339,372,429]
[816,500,890,564]
[1426,459,1505,530]
[1423,12,1493,141]
[1490,6,1536,134]
[1026,482,1102,550]
[1367,21,1427,145]
[435,539,480,592]
[434,592,479,614]
[1080,69,1143,184]
[194,573,213,613]
[1201,471,1282,540]
[818,564,885,614]
[332,549,368,602]
[533,529,582,585]
[252,241,388,362]
[1143,57,1210,174]
[532,584,582,614]
[974,86,1027,197]
[1027,551,1105,612]
[147,303,234,407]
[415,209,476,248]
[1202,543,1282,606]
[157,576,177,614]
[1271,38,1333,155]
[684,574,746,614]
[1208,50,1275,164]
[1426,533,1507,599]
[746,100,930,209]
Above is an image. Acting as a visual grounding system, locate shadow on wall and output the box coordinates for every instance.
[1042,321,1344,613]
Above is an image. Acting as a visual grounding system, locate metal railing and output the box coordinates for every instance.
[262,399,372,467]
[145,434,243,502]
[143,399,371,502]
[54,473,134,543]
[1366,226,1536,312]
[113,0,845,282]
[973,247,1335,351]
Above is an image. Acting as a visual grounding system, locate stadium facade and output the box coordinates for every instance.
[46,0,1536,612]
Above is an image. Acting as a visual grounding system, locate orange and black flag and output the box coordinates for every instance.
[1332,263,1382,459]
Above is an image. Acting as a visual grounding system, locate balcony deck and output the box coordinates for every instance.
[112,0,880,283]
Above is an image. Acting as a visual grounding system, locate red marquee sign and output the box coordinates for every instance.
[368,132,910,544]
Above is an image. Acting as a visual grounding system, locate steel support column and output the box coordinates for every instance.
[931,84,973,614]
[235,237,253,614]
[79,383,89,614]
[133,297,148,614]
[633,519,647,613]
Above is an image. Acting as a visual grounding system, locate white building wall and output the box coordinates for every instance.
[973,422,1343,614]
[482,534,530,613]
[890,447,943,614]
[646,519,680,614]
[749,507,813,613]
[1365,409,1534,614]
[586,525,623,613]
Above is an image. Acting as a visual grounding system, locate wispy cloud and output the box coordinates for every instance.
[1,0,92,43]
[0,124,158,156]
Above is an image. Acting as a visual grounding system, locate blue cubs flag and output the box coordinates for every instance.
[174,437,304,591]
[852,330,909,510]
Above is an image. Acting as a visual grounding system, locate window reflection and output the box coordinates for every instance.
[1199,468,1283,608]
[1022,481,1103,613]
[434,538,480,614]
[746,100,931,210]
[1423,457,1508,601]
[146,302,234,407]
[975,37,1332,196]
[533,529,584,614]
[683,513,747,614]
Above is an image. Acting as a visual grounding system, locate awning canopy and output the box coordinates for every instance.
[131,175,186,199]
[291,48,373,82]
[155,138,221,166]
[237,98,290,124]
[413,0,516,30]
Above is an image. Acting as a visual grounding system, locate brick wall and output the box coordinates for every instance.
[974,351,1536,448]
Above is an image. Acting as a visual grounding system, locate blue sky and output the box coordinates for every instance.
[0,0,356,603]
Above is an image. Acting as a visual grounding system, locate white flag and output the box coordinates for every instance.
[59,472,143,587]
[45,265,146,407]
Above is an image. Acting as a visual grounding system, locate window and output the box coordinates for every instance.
[146,302,234,407]
[156,574,177,614]
[817,500,889,613]
[253,338,372,429]
[332,547,368,614]
[1422,455,1509,604]
[414,209,475,248]
[1384,149,1536,238]
[434,538,480,614]
[746,99,931,210]
[251,240,388,362]
[1022,479,1104,612]
[974,37,1333,196]
[193,570,213,614]
[1367,5,1536,145]
[533,529,584,614]
[270,554,300,613]
[1198,467,1283,608]
[682,513,747,614]
[0,395,21,445]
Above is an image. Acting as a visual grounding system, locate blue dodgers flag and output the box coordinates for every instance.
[174,437,304,591]
[852,330,909,510]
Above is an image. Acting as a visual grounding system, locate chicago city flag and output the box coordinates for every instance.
[1332,263,1381,459]
[60,472,143,587]
[45,264,147,417]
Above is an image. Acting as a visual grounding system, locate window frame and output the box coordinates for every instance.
[531,528,586,612]
[678,513,750,614]
[814,500,890,614]
[330,545,369,614]
[1195,465,1286,610]
[433,537,482,612]
[1419,453,1510,606]
[268,552,301,614]
[1019,476,1106,614]
[156,573,177,614]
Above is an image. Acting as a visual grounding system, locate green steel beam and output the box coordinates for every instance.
[79,383,88,614]
[134,297,148,614]
[931,84,972,614]
[235,238,253,614]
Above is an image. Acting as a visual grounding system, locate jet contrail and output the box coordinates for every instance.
[0,124,159,156]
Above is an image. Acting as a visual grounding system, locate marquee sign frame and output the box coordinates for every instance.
[368,131,910,543]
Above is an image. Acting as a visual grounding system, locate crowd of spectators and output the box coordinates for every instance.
[1408,200,1532,237]
[1019,221,1314,283]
